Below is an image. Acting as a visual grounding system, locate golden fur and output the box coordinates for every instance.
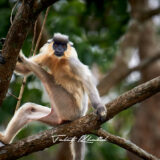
[31,42,85,109]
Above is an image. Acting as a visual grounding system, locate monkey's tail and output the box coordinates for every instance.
[71,141,86,160]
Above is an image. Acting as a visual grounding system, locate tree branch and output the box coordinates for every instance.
[97,20,141,96]
[0,76,160,159]
[129,0,160,22]
[130,53,160,71]
[98,52,160,96]
[139,7,160,22]
[94,129,159,160]
[0,0,58,106]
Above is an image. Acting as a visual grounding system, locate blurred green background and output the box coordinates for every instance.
[0,0,135,160]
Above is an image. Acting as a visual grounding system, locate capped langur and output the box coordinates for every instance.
[0,33,107,160]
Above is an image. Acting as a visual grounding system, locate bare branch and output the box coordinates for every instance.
[0,76,160,159]
[129,0,160,21]
[139,7,160,21]
[130,53,160,72]
[94,129,159,160]
[15,76,27,112]
[98,53,160,96]
[33,7,50,56]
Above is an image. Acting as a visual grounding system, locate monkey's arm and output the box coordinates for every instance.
[69,57,107,121]
[15,49,49,75]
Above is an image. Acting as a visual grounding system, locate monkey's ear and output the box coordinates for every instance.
[47,39,53,43]
[69,41,74,46]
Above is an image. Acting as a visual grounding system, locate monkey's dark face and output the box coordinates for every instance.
[53,41,67,57]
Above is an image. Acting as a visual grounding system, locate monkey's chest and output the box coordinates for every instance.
[55,71,84,95]
[52,65,85,107]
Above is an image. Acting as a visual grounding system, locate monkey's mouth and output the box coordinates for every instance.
[54,52,64,57]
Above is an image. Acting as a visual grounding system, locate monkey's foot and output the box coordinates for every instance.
[96,106,107,122]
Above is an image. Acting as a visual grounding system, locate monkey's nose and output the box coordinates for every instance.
[54,51,64,57]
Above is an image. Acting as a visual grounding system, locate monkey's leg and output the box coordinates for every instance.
[0,103,63,144]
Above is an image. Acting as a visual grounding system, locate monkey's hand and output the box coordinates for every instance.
[18,50,26,63]
[96,104,107,122]
[15,51,33,75]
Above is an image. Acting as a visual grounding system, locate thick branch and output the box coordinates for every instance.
[95,129,159,160]
[0,76,160,159]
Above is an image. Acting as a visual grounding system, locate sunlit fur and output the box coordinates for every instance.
[30,42,86,111]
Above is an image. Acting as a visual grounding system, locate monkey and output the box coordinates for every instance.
[0,33,107,159]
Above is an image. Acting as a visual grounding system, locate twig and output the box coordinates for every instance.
[7,92,19,100]
[30,19,38,56]
[15,76,27,112]
[33,7,50,56]
[94,128,159,160]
